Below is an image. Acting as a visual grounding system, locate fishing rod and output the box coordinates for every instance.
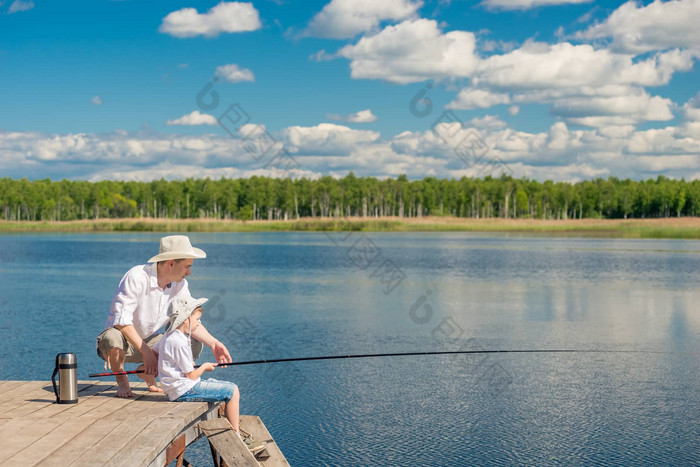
[88,364,229,378]
[88,348,670,378]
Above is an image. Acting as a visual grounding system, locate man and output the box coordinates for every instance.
[96,235,232,398]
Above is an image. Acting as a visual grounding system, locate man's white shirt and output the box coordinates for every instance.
[104,263,192,338]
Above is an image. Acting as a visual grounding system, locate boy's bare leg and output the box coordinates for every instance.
[107,347,133,398]
[225,387,240,433]
[135,364,164,393]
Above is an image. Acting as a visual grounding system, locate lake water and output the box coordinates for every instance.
[0,232,698,466]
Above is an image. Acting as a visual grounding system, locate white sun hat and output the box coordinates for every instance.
[148,235,206,263]
[166,297,209,333]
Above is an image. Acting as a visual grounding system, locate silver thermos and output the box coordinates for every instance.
[51,353,78,404]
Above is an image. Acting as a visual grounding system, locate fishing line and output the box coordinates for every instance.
[88,348,676,378]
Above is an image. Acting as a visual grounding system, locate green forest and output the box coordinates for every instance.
[1,174,698,222]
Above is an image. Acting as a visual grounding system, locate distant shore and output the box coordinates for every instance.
[1,217,699,239]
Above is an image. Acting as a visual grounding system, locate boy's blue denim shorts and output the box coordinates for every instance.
[175,379,238,403]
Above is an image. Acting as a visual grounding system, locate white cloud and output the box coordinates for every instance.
[87,163,320,183]
[634,155,700,173]
[551,88,674,126]
[446,41,695,125]
[577,0,700,53]
[8,0,34,14]
[476,42,695,90]
[215,64,255,83]
[4,113,700,182]
[347,109,378,123]
[508,105,520,116]
[627,127,700,154]
[91,96,103,106]
[305,0,423,39]
[338,19,478,84]
[159,2,261,38]
[447,88,510,109]
[166,111,218,126]
[480,39,518,53]
[309,50,334,62]
[468,115,508,129]
[683,93,700,121]
[328,109,378,123]
[679,93,700,138]
[282,123,380,154]
[238,123,269,139]
[480,0,590,10]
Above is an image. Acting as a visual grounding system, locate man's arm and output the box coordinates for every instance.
[115,324,158,375]
[190,324,233,364]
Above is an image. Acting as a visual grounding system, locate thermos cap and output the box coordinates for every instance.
[57,353,77,365]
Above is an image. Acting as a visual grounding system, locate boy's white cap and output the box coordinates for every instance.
[166,297,208,332]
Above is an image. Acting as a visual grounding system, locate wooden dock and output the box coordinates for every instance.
[0,380,289,466]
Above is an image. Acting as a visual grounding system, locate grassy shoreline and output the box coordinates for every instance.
[1,217,699,239]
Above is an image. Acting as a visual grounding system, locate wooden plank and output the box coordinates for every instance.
[50,385,118,419]
[0,383,96,419]
[145,412,215,467]
[160,399,214,422]
[102,392,173,420]
[5,417,100,465]
[0,418,64,463]
[68,417,154,466]
[74,382,149,420]
[38,419,124,467]
[0,381,47,413]
[0,384,57,416]
[74,393,138,420]
[241,416,290,467]
[18,383,113,420]
[117,402,220,467]
[165,433,187,465]
[0,418,36,441]
[112,416,190,467]
[0,381,33,396]
[0,380,288,467]
[198,418,261,467]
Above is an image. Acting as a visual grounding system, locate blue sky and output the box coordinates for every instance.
[1,0,699,182]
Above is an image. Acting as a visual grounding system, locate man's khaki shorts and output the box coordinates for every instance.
[96,327,203,363]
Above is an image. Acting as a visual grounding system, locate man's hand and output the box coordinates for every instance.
[117,324,158,376]
[212,341,232,364]
[142,345,158,375]
[190,323,232,364]
[200,362,217,372]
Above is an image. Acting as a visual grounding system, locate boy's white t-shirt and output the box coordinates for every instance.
[154,329,199,401]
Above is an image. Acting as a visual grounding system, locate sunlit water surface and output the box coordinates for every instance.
[0,232,698,466]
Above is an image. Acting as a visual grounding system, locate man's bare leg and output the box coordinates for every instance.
[107,347,132,398]
[135,364,163,393]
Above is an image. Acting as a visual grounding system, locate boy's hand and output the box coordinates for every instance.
[201,362,216,372]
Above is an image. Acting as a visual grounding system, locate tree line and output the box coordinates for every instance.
[1,174,698,222]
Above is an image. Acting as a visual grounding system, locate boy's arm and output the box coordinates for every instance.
[185,362,215,381]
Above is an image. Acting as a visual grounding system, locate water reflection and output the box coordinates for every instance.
[0,232,698,465]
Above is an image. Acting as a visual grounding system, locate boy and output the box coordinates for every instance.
[155,297,263,453]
